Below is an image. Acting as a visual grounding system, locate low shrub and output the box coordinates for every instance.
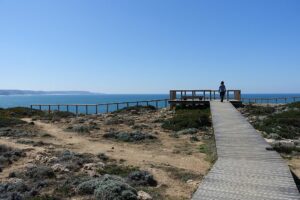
[97,164,139,177]
[103,131,157,143]
[0,116,26,128]
[244,104,276,115]
[162,108,211,131]
[113,105,156,114]
[256,110,300,139]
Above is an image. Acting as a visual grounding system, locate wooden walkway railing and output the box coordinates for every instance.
[242,96,300,104]
[30,99,169,115]
[169,89,242,101]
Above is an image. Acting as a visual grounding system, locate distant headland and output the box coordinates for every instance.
[0,90,100,95]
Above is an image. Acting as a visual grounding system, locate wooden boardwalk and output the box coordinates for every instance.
[192,101,300,200]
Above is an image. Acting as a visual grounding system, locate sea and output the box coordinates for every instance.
[0,94,299,114]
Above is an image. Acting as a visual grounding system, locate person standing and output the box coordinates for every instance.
[219,81,226,102]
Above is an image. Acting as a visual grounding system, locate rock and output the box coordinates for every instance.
[51,163,69,173]
[186,179,200,187]
[271,140,295,153]
[176,128,198,135]
[127,171,157,187]
[137,191,152,200]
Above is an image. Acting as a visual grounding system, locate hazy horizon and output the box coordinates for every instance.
[1,0,299,94]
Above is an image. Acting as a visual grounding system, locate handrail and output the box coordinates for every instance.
[242,96,300,104]
[30,99,170,115]
[169,89,241,101]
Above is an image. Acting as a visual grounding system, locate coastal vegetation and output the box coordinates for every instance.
[162,107,211,131]
[0,105,213,199]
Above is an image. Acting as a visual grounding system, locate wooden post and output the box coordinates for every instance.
[126,102,129,107]
[76,105,78,115]
[106,104,109,113]
[85,105,88,115]
[137,102,139,106]
[146,101,149,106]
[116,103,119,110]
[226,91,229,101]
[67,105,69,112]
[209,91,212,100]
[213,91,216,99]
[165,99,167,107]
[155,100,158,109]
[96,105,98,114]
[48,105,51,114]
[30,105,33,111]
[203,91,206,100]
[39,105,42,110]
[58,105,60,111]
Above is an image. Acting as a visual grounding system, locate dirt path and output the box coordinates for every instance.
[30,120,209,173]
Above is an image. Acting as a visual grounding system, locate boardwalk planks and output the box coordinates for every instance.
[192,101,300,200]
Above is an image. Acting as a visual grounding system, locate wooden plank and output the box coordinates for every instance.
[192,102,300,200]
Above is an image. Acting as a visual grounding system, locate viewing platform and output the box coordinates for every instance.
[168,89,242,108]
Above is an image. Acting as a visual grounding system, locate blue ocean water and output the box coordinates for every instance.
[0,94,299,114]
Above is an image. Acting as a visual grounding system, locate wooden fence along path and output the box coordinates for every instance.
[192,101,300,200]
[30,99,169,115]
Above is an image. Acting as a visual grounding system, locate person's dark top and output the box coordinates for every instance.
[219,85,226,93]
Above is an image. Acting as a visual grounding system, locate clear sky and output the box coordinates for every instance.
[0,0,299,94]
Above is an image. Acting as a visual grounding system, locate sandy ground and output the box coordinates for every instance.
[1,111,211,199]
[289,158,300,177]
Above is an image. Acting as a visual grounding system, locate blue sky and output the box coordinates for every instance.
[0,0,299,94]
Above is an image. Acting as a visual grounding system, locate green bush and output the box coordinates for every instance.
[0,107,45,118]
[244,104,276,115]
[97,164,139,177]
[113,105,156,114]
[256,110,300,139]
[0,116,26,128]
[287,102,300,109]
[162,108,211,131]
